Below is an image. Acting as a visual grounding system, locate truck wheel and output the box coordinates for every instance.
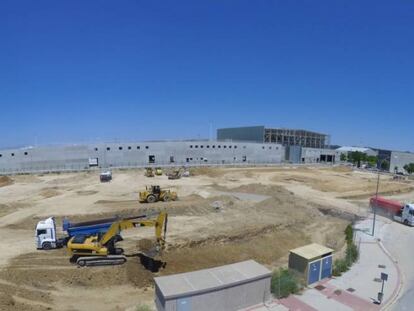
[404,219,409,225]
[147,194,157,203]
[42,242,52,250]
[163,194,171,202]
[77,259,86,267]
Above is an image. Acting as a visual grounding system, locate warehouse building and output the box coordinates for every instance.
[217,126,329,148]
[286,146,336,164]
[390,151,414,174]
[0,140,285,174]
[335,146,378,158]
[154,260,271,311]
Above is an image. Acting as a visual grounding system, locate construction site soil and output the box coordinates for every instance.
[0,165,412,310]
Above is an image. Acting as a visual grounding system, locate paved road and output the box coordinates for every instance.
[381,220,414,310]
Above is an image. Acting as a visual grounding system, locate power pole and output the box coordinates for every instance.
[372,169,380,236]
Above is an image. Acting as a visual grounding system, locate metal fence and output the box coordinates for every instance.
[0,161,335,176]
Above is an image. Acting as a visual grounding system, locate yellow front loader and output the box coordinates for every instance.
[139,185,177,203]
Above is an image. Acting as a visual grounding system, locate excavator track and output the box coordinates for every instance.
[76,255,127,267]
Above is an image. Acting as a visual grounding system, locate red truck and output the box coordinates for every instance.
[370,196,414,226]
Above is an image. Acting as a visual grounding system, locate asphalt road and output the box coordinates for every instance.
[381,220,414,310]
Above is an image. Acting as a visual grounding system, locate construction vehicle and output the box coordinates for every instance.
[139,185,177,203]
[100,170,112,182]
[370,196,414,226]
[168,168,182,180]
[145,167,155,177]
[67,211,168,268]
[155,167,163,176]
[36,216,117,250]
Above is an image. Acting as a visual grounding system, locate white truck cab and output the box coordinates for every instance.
[35,217,58,250]
[394,204,414,226]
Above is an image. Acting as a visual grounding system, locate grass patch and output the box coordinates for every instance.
[271,268,303,298]
[136,304,152,311]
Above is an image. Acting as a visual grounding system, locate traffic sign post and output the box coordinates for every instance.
[377,273,388,304]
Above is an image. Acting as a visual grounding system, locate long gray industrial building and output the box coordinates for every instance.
[0,125,340,174]
[0,140,286,174]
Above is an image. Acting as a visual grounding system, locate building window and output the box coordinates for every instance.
[206,145,210,148]
[94,147,98,151]
[243,146,246,149]
[145,146,149,149]
[119,146,123,150]
[24,152,28,155]
[107,147,111,151]
[128,146,131,150]
[212,145,215,148]
[0,154,2,157]
[200,145,203,148]
[262,146,265,149]
[190,145,193,148]
[224,145,227,148]
[269,147,272,150]
[195,145,198,148]
[170,156,175,163]
[234,146,237,149]
[190,158,193,160]
[137,146,140,149]
[149,155,155,163]
[218,145,221,148]
[229,146,232,149]
[11,153,14,156]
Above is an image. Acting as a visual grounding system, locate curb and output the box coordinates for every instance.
[377,239,403,310]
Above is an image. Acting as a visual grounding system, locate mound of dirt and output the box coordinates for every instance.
[39,187,61,198]
[0,176,13,187]
[213,183,293,197]
[189,167,225,178]
[76,190,98,196]
[331,165,353,173]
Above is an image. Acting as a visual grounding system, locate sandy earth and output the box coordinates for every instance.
[0,165,412,310]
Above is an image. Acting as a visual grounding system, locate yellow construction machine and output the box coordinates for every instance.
[67,211,167,270]
[139,185,177,203]
[145,167,155,177]
[155,167,163,176]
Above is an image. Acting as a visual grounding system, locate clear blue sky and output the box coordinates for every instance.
[1,1,413,151]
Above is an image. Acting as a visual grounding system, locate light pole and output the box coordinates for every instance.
[372,168,380,236]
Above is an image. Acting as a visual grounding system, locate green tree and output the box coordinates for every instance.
[380,160,390,171]
[348,151,366,168]
[366,156,378,167]
[403,163,414,174]
[340,153,347,162]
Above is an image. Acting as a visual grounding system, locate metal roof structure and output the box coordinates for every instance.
[154,260,271,299]
[336,146,374,153]
[289,243,333,261]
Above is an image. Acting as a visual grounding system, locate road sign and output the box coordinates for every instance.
[381,273,388,281]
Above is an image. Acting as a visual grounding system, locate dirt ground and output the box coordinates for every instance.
[0,165,412,310]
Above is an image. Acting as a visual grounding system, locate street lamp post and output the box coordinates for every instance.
[372,168,380,236]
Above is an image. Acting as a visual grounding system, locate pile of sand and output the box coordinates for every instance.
[0,176,13,187]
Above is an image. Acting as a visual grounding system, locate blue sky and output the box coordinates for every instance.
[1,1,413,150]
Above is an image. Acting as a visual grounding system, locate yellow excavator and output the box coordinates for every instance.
[67,211,168,269]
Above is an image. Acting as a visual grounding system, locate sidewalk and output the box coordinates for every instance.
[245,216,401,311]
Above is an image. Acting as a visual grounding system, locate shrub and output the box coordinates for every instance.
[136,304,152,311]
[332,258,349,276]
[344,224,353,244]
[345,242,358,264]
[271,268,302,298]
